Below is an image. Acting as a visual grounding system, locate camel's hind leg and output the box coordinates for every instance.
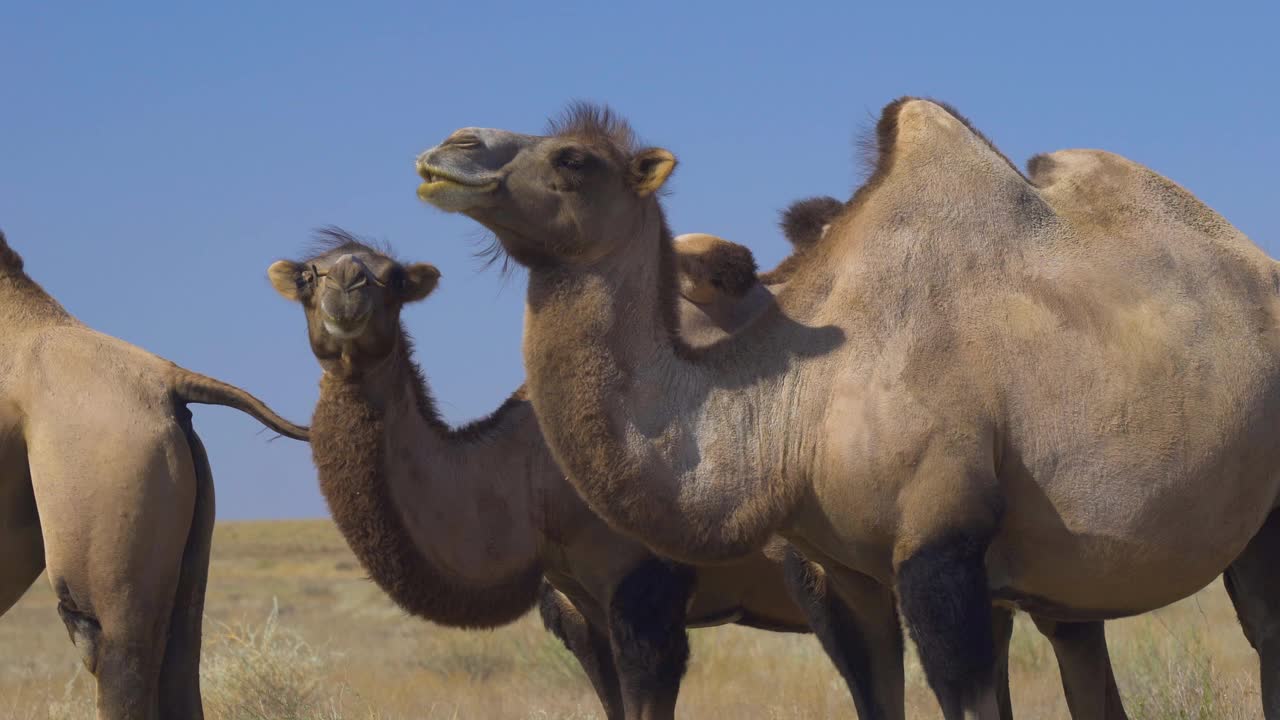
[158,417,214,719]
[1224,509,1280,718]
[29,419,196,720]
[538,581,623,719]
[782,550,905,720]
[1029,616,1127,719]
[608,558,696,720]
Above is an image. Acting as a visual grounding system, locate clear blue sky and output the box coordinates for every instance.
[2,2,1276,519]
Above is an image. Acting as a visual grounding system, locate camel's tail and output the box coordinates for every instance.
[168,367,310,441]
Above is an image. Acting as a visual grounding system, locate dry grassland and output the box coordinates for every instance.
[0,520,1262,719]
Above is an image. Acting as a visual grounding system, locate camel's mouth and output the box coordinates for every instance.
[416,164,498,210]
[321,310,371,341]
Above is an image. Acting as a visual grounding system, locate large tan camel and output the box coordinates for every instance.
[267,226,908,720]
[414,99,1280,719]
[0,232,309,720]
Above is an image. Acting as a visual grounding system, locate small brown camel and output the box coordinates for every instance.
[415,99,1280,719]
[267,224,906,720]
[0,231,309,720]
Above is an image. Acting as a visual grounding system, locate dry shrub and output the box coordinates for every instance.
[200,598,380,720]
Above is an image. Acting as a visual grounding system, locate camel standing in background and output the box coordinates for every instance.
[0,232,309,720]
[415,98,1278,719]
[266,226,904,720]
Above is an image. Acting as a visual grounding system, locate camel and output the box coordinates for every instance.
[414,99,1280,719]
[267,224,911,719]
[0,232,308,720]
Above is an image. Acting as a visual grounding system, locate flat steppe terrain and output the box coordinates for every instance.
[1,520,1261,719]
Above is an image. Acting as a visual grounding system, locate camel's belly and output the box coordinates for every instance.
[985,461,1280,616]
[685,553,807,631]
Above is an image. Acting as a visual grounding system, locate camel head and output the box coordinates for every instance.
[415,103,676,268]
[268,229,440,372]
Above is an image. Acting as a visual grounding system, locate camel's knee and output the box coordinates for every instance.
[896,531,996,712]
[608,558,695,689]
[55,579,105,674]
[57,593,103,673]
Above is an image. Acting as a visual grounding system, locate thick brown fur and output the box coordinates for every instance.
[781,196,845,249]
[675,237,758,299]
[310,336,543,628]
[760,196,846,285]
[0,231,24,271]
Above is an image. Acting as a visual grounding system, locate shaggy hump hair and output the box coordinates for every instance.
[780,196,845,249]
[0,231,24,271]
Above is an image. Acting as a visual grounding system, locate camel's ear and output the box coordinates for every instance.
[268,260,303,301]
[630,148,677,197]
[401,263,441,303]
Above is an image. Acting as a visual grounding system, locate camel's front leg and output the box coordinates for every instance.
[608,558,696,720]
[1224,509,1280,719]
[783,550,905,720]
[537,581,624,719]
[1029,616,1128,719]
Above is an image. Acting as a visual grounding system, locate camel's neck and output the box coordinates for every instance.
[310,329,550,628]
[522,205,811,563]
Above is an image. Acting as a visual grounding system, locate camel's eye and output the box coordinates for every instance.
[299,266,318,289]
[554,148,589,171]
[446,133,482,149]
[388,267,407,292]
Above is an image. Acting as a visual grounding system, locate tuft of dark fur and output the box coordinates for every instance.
[547,101,640,157]
[537,581,574,640]
[0,230,24,271]
[1025,153,1056,187]
[311,335,543,629]
[780,196,844,248]
[896,532,996,713]
[678,240,758,299]
[306,226,396,262]
[608,558,696,698]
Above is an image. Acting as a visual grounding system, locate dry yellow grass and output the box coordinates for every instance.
[0,519,1262,719]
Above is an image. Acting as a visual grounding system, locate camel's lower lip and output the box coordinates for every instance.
[322,315,368,340]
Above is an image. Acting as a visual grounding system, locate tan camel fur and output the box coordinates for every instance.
[657,223,1123,720]
[270,229,868,720]
[414,99,1277,719]
[0,232,308,720]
